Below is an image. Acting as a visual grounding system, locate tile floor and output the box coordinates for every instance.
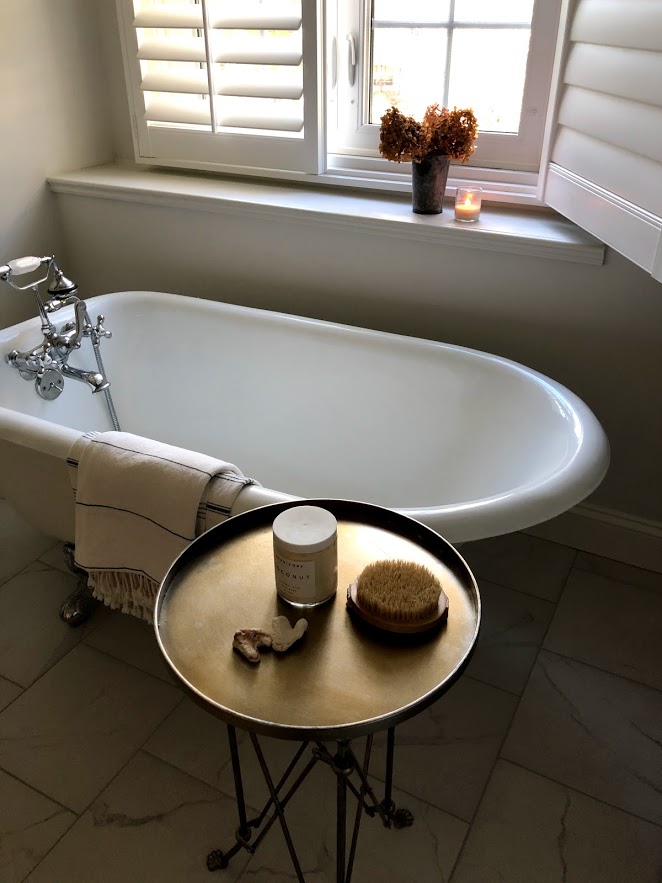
[1,497,661,882]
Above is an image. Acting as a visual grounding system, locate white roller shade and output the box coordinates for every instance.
[117,0,322,174]
[542,0,662,281]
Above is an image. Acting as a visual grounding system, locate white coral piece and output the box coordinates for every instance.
[232,628,272,664]
[271,615,308,652]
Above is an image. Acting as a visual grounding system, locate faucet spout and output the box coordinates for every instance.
[61,364,110,394]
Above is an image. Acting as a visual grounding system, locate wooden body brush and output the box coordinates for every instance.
[346,559,449,634]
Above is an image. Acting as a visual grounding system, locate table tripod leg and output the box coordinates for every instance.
[383,727,395,817]
[381,727,414,830]
[207,725,252,871]
[228,725,251,839]
[250,733,305,883]
[345,736,373,883]
[334,740,353,883]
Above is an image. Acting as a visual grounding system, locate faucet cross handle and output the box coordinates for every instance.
[93,315,112,341]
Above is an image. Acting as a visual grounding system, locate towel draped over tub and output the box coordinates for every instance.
[67,430,257,622]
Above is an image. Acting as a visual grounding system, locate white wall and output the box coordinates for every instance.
[0,0,112,328]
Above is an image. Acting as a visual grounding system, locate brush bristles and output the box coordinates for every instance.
[356,560,442,622]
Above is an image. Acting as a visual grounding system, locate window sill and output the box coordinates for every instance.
[48,164,605,266]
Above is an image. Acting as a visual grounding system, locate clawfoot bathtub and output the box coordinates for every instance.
[0,290,608,545]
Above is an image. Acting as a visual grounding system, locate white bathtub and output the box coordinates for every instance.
[0,290,609,544]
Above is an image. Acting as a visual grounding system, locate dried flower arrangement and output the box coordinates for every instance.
[379,105,478,164]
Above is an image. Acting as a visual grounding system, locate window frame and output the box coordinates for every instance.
[329,0,563,173]
[117,0,565,205]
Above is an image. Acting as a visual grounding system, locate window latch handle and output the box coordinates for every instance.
[346,33,357,86]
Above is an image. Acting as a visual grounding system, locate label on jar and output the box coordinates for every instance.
[274,551,316,602]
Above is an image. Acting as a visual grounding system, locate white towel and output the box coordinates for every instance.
[67,431,256,622]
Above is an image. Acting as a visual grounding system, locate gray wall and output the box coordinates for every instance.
[0,0,112,328]
[3,2,662,529]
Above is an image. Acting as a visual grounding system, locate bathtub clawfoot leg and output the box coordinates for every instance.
[59,543,100,627]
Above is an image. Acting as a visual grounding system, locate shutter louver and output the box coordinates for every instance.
[542,0,662,281]
[117,0,322,174]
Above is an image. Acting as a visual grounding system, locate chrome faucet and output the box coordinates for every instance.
[1,255,112,399]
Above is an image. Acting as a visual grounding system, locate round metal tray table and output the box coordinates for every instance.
[155,499,480,881]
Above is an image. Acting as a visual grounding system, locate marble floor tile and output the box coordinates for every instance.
[145,697,236,795]
[27,751,250,883]
[0,644,182,812]
[466,578,555,694]
[237,762,468,883]
[145,696,314,813]
[0,500,55,587]
[0,769,76,883]
[574,551,662,592]
[370,676,518,822]
[0,562,96,687]
[452,760,662,883]
[502,651,662,825]
[544,569,662,691]
[462,532,576,602]
[0,676,22,713]
[85,607,178,684]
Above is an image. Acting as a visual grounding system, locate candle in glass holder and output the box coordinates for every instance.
[454,187,482,222]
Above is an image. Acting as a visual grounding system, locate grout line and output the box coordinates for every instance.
[571,551,662,586]
[461,672,522,699]
[470,573,563,605]
[363,769,472,828]
[0,556,56,592]
[501,757,662,831]
[0,672,25,690]
[140,743,250,807]
[0,766,79,815]
[534,646,662,696]
[82,633,178,687]
[80,641,182,689]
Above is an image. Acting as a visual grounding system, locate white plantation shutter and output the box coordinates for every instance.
[117,0,324,174]
[542,0,662,281]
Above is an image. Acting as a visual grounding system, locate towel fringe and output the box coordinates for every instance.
[87,569,159,624]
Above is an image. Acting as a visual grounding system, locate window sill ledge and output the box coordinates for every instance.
[48,164,605,266]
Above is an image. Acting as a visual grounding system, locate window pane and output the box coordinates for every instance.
[373,0,451,24]
[370,29,448,123]
[453,0,533,24]
[448,29,530,133]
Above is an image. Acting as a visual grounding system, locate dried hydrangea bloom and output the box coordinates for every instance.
[423,105,478,163]
[378,107,428,162]
[379,104,478,164]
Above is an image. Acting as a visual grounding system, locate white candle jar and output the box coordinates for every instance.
[454,187,482,222]
[273,506,338,607]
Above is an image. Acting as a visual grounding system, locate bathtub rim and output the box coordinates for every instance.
[0,289,610,544]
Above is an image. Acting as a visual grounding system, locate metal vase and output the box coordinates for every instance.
[411,155,451,214]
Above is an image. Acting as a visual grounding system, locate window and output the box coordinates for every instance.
[114,0,662,283]
[117,0,561,184]
[117,0,324,174]
[331,0,562,173]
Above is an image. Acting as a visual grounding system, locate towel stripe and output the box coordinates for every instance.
[74,501,195,541]
[73,562,158,582]
[90,437,216,477]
